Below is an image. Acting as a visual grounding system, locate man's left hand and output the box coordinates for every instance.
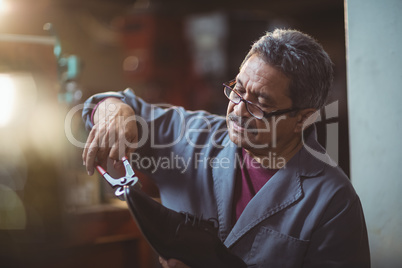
[159,257,190,268]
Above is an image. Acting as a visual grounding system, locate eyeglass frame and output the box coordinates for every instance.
[223,79,300,120]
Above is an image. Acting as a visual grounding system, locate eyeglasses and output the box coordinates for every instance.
[223,79,299,120]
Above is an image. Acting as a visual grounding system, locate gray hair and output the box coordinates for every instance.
[241,29,334,110]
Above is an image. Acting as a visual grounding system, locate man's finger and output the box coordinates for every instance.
[125,137,137,160]
[159,256,168,268]
[85,138,100,176]
[109,139,126,161]
[82,125,97,165]
[97,128,111,165]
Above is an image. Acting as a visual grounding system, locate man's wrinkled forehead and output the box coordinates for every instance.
[238,56,291,98]
[235,78,278,107]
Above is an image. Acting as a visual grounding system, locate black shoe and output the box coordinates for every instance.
[124,185,246,268]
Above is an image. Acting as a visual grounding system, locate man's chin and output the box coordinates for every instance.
[228,127,271,151]
[229,129,255,149]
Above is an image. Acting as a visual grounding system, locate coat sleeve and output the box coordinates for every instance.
[82,88,191,144]
[303,195,371,268]
[82,89,128,131]
[81,88,228,177]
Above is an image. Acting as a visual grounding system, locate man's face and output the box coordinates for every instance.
[226,55,300,156]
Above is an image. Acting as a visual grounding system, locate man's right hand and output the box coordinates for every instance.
[82,97,138,175]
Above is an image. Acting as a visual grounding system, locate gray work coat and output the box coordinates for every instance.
[83,89,370,267]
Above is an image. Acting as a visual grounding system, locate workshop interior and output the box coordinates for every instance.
[0,0,400,267]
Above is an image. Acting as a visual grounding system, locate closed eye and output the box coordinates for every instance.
[258,95,277,109]
[234,86,246,96]
[259,104,273,110]
[258,101,273,109]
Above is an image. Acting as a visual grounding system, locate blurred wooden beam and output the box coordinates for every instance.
[0,33,56,45]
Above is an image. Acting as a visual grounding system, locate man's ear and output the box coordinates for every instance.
[294,108,319,133]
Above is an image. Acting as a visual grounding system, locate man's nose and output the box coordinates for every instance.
[234,100,250,117]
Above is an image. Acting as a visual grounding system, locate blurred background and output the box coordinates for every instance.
[0,0,400,267]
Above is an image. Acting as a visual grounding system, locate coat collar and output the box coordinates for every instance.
[212,142,238,241]
[212,125,328,248]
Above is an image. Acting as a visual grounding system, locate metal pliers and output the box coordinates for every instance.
[96,156,141,201]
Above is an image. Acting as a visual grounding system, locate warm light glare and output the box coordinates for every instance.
[0,0,10,13]
[0,75,16,127]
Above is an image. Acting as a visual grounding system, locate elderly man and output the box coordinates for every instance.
[82,29,370,267]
